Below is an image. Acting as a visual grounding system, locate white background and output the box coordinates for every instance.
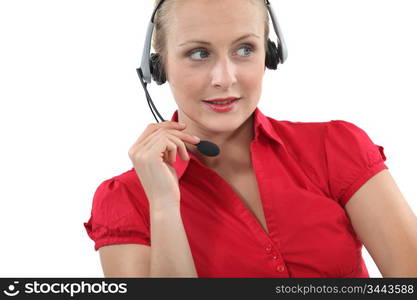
[0,0,416,277]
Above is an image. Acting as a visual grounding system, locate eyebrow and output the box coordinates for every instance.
[177,33,260,47]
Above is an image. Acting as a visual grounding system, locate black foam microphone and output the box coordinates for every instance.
[136,68,220,157]
[195,140,220,157]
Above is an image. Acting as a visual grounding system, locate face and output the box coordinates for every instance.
[164,0,266,137]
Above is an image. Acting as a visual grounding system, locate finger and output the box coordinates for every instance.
[137,126,194,164]
[163,134,187,164]
[153,129,197,161]
[166,133,190,162]
[162,139,177,165]
[135,121,186,146]
[139,127,168,150]
[163,129,200,145]
[168,144,176,164]
[141,130,178,165]
[139,125,199,153]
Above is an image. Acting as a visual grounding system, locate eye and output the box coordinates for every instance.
[236,44,254,57]
[188,48,209,60]
[187,44,255,61]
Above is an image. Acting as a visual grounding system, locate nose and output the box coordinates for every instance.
[210,55,237,89]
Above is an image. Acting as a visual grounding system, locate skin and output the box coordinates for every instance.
[164,0,267,169]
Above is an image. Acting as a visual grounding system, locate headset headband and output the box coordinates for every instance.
[139,0,288,84]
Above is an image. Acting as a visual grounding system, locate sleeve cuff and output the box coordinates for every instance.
[339,160,388,208]
[93,237,151,251]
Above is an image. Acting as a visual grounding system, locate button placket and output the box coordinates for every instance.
[276,265,285,272]
[264,243,285,272]
[265,244,272,253]
[263,242,286,274]
[266,244,281,262]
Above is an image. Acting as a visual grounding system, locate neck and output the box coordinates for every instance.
[180,111,255,170]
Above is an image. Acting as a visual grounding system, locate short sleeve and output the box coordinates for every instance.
[324,120,388,207]
[83,177,150,251]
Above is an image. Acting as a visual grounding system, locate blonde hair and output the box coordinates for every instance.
[152,0,270,70]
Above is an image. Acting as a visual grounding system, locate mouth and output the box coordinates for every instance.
[202,97,241,105]
[202,97,241,112]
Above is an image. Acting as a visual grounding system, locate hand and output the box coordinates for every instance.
[128,121,200,210]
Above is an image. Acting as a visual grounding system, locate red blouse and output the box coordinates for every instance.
[84,107,388,278]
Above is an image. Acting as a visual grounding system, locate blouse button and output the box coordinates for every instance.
[276,265,285,272]
[272,255,278,260]
[265,247,272,253]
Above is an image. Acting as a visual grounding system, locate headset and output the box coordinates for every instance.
[136,0,288,156]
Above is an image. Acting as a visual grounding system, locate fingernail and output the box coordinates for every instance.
[193,135,200,141]
[179,122,186,126]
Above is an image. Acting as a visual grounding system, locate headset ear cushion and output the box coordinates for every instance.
[265,38,280,70]
[149,53,167,85]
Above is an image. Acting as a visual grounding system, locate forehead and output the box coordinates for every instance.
[168,0,264,41]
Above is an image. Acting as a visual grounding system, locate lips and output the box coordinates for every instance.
[203,97,240,112]
[203,97,240,102]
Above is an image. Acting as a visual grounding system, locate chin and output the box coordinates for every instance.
[206,117,245,133]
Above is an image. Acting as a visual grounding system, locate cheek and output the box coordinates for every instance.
[240,65,264,91]
[170,73,205,103]
[178,71,204,90]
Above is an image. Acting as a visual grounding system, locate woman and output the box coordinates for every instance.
[84,0,417,278]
